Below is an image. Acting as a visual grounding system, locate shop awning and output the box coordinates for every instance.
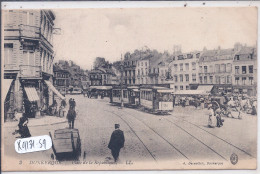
[157,89,173,93]
[24,87,40,101]
[197,85,213,93]
[174,90,207,95]
[44,80,65,100]
[3,79,13,101]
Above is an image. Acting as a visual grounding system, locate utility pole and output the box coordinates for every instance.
[120,54,124,108]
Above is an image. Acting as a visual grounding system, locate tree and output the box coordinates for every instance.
[93,57,106,69]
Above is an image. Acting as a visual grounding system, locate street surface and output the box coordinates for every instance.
[3,94,257,168]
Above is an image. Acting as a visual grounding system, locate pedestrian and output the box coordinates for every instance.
[66,106,76,129]
[108,124,125,162]
[207,104,215,128]
[215,108,223,127]
[69,98,73,108]
[12,113,31,138]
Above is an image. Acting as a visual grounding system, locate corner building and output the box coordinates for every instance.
[3,10,58,121]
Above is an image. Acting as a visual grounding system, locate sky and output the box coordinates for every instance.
[52,7,257,70]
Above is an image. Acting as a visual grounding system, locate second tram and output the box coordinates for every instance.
[140,86,173,113]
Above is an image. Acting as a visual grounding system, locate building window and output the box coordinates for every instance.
[125,71,127,76]
[235,77,239,85]
[242,77,246,85]
[204,66,208,73]
[180,86,183,90]
[145,62,147,66]
[180,64,183,71]
[185,63,189,71]
[192,62,196,70]
[133,78,135,84]
[192,74,196,82]
[249,65,253,73]
[221,76,226,84]
[175,86,178,91]
[221,64,226,73]
[235,55,240,60]
[216,76,220,84]
[196,53,200,58]
[174,64,178,72]
[249,77,253,85]
[186,85,189,90]
[227,76,231,84]
[129,79,131,84]
[204,76,207,84]
[138,69,140,75]
[242,66,246,74]
[210,76,213,84]
[235,66,239,74]
[199,66,202,73]
[4,43,13,65]
[141,69,144,75]
[185,74,189,82]
[180,74,183,82]
[215,64,220,73]
[174,75,178,82]
[141,62,143,66]
[227,63,232,72]
[199,76,203,84]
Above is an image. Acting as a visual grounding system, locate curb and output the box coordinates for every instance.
[4,119,67,128]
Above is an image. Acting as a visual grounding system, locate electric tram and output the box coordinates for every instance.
[140,86,174,113]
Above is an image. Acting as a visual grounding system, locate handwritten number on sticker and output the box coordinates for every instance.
[15,135,52,153]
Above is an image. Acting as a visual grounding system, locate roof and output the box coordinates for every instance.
[235,47,255,55]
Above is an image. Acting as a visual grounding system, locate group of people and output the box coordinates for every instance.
[207,104,224,128]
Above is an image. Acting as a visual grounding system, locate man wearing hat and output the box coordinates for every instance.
[108,124,125,162]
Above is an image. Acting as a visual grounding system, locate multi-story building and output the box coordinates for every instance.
[232,45,257,96]
[198,47,234,94]
[169,51,201,91]
[3,10,61,120]
[53,64,71,95]
[89,67,116,86]
[136,57,151,85]
[123,52,138,85]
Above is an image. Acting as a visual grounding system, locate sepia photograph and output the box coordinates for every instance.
[1,5,258,171]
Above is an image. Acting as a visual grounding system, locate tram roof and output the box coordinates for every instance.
[89,86,112,90]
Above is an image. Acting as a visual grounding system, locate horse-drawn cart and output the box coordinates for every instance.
[49,128,81,160]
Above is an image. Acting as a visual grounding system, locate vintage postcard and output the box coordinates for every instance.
[1,6,257,171]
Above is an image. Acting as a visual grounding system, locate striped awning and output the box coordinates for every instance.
[24,87,40,101]
[44,80,65,100]
[3,79,13,101]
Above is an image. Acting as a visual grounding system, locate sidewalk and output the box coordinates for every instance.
[4,115,67,128]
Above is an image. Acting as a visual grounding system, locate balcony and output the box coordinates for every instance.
[20,65,41,78]
[19,25,40,39]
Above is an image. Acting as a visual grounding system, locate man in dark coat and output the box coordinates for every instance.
[108,124,125,162]
[67,107,76,129]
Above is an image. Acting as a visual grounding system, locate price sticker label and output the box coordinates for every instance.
[15,135,52,153]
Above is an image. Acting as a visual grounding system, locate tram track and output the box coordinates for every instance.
[104,109,157,162]
[105,109,190,161]
[123,106,255,160]
[122,109,228,161]
[168,113,255,158]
